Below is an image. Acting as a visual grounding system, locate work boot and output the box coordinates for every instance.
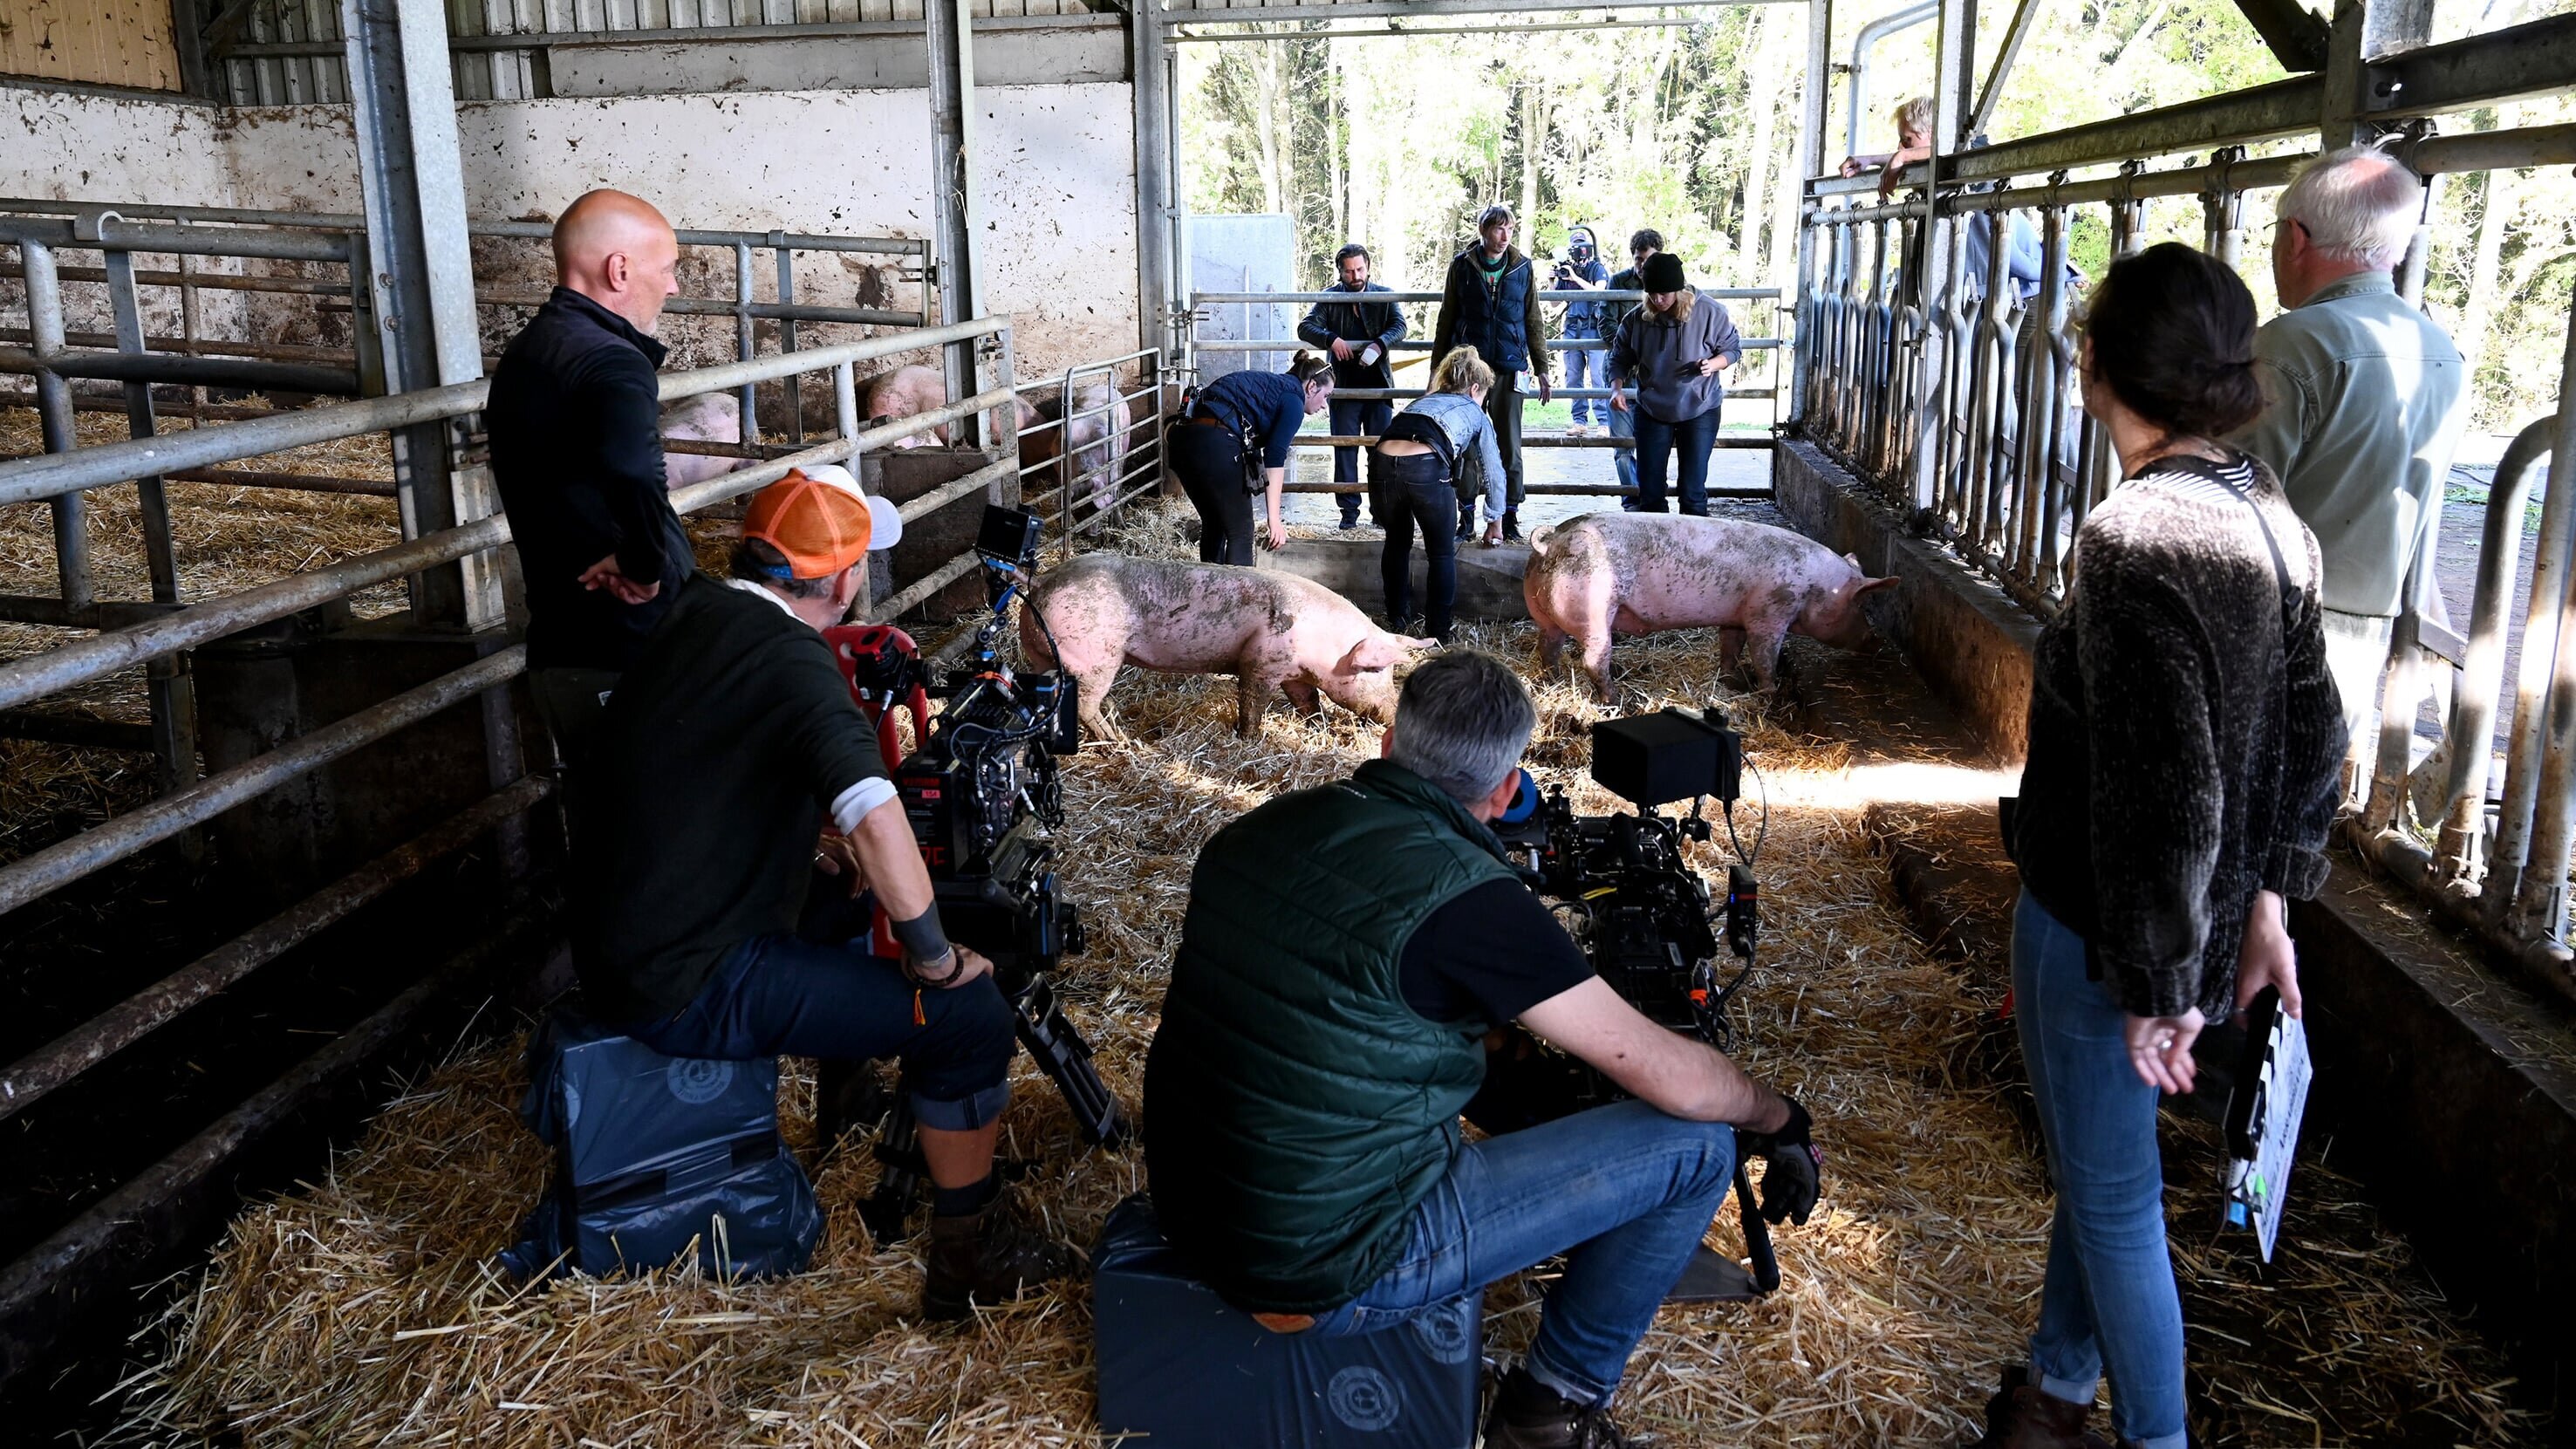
[1457,503,1477,542]
[1484,1367,1649,1449]
[1502,509,1524,543]
[921,1183,1077,1321]
[1964,1365,2110,1449]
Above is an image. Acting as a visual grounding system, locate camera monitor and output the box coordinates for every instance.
[975,503,1046,570]
[1590,707,1741,809]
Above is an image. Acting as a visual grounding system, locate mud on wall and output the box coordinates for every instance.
[4,84,1141,382]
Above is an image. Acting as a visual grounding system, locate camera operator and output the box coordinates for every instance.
[1553,227,1614,439]
[571,466,1076,1321]
[1143,651,1822,1449]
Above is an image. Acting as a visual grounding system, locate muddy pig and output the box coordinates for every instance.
[863,364,950,448]
[1023,382,1132,526]
[1523,513,1896,700]
[1019,554,1434,740]
[660,393,748,489]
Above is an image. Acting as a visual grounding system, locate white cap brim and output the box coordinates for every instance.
[797,462,902,551]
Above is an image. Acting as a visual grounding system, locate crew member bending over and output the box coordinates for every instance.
[1144,651,1825,1449]
[571,467,1075,1319]
[1169,352,1333,565]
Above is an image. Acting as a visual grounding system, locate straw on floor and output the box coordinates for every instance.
[99,499,2535,1446]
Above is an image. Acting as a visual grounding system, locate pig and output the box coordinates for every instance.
[659,393,748,489]
[1023,381,1132,526]
[1018,554,1434,740]
[1523,513,1897,701]
[863,364,951,448]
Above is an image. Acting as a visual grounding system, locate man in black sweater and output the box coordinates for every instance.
[487,189,696,762]
[1296,243,1407,530]
[574,466,1075,1318]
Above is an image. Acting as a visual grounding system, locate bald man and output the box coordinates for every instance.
[487,189,695,765]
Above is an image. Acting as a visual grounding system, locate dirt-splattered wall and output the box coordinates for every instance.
[5,84,1142,387]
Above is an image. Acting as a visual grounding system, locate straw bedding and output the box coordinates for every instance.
[96,499,2538,1446]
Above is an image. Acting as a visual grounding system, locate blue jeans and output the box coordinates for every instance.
[1371,449,1459,639]
[630,932,1015,1133]
[1308,1100,1736,1405]
[1329,397,1391,523]
[1561,325,1606,426]
[1632,407,1719,516]
[1608,400,1638,505]
[2012,892,2189,1449]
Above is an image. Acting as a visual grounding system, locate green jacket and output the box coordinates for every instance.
[1141,759,1520,1314]
[2230,272,2468,619]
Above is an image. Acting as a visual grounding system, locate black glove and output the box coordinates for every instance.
[1739,1097,1823,1227]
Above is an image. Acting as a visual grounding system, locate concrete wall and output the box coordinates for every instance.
[3,81,1141,380]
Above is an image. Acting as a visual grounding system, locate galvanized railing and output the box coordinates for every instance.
[1009,346,1175,560]
[1186,287,1785,498]
[1795,127,2576,1001]
[0,312,1022,1128]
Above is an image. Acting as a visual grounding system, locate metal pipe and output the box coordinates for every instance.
[0,348,362,397]
[869,550,981,622]
[2489,311,2576,931]
[1848,2,1941,161]
[17,239,92,613]
[0,197,928,253]
[0,776,548,1123]
[0,215,353,263]
[734,242,759,441]
[0,646,525,917]
[2433,418,2553,885]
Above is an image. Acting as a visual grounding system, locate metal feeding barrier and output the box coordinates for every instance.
[1184,286,1786,497]
[1009,345,1178,559]
[1792,77,2576,998]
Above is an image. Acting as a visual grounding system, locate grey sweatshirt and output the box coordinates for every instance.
[1607,295,1742,424]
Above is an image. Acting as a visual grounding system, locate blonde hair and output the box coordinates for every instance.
[1893,96,1936,142]
[1646,289,1698,325]
[1431,346,1494,396]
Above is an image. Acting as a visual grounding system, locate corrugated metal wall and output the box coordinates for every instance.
[216,0,1101,105]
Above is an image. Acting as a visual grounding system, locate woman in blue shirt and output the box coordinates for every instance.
[1370,347,1507,641]
[1171,352,1334,565]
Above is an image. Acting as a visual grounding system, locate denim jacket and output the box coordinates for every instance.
[1392,391,1508,517]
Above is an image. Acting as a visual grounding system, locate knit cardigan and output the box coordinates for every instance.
[2007,451,2347,1020]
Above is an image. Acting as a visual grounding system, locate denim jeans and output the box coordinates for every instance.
[1308,1099,1736,1406]
[1631,407,1719,515]
[1608,400,1638,506]
[1329,397,1392,523]
[1561,326,1605,426]
[1371,449,1459,639]
[628,932,1015,1133]
[2012,891,2189,1449]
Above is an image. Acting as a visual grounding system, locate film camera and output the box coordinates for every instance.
[1480,707,1784,1296]
[823,505,1125,1240]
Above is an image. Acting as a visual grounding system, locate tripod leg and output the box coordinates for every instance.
[859,1097,927,1245]
[1010,974,1129,1147]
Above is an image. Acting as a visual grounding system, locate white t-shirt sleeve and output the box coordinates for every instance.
[830,776,899,835]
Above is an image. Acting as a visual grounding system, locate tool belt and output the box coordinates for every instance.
[1181,406,1267,494]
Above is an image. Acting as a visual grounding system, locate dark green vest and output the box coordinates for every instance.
[1142,760,1520,1313]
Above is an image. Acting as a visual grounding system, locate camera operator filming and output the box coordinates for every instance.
[569,466,1077,1322]
[1142,652,1823,1449]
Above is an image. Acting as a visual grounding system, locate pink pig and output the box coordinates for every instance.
[1019,554,1434,740]
[659,393,748,489]
[1524,514,1896,701]
[863,364,952,448]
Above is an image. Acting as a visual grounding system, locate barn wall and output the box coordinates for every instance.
[2,82,1142,381]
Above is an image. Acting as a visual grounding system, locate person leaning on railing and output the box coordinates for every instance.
[1370,347,1510,643]
[1605,253,1740,516]
[1983,243,2346,1449]
[2227,145,2470,769]
[1295,243,1407,531]
[486,188,694,769]
[1169,352,1334,565]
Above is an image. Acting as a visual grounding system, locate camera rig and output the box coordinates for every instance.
[822,505,1125,1241]
[1481,706,1782,1297]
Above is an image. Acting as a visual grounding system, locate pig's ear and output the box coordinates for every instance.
[1843,551,1862,568]
[1855,574,1900,595]
[1342,635,1412,673]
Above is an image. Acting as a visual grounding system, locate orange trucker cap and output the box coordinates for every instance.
[741,464,903,578]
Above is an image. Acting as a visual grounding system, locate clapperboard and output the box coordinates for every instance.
[2220,986,2312,1261]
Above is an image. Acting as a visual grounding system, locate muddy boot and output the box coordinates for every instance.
[1502,509,1524,543]
[922,1181,1077,1321]
[1964,1365,2109,1449]
[1483,1367,1649,1449]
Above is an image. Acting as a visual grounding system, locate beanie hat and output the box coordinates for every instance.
[1641,252,1688,293]
[742,464,903,579]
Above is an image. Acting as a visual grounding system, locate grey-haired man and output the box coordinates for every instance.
[2231,146,2469,755]
[1145,650,1822,1449]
